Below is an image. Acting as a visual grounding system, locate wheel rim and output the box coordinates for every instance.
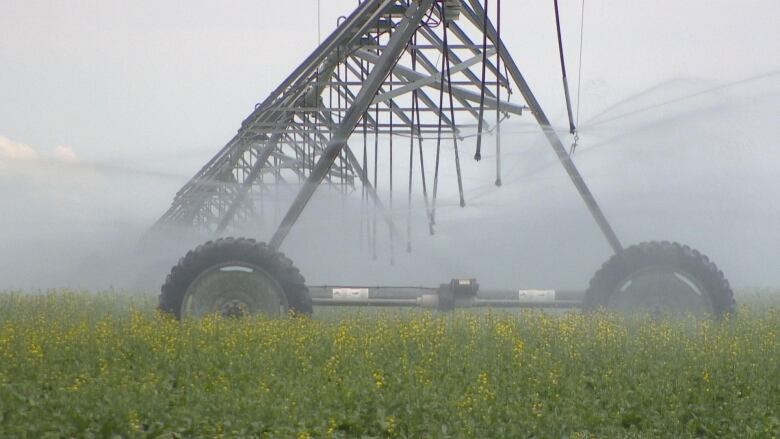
[607,267,713,317]
[181,262,288,318]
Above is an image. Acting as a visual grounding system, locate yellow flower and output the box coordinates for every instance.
[373,370,385,389]
[513,339,525,361]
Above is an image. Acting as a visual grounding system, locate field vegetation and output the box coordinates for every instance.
[0,290,778,437]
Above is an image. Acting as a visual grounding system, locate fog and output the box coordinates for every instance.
[1,1,778,292]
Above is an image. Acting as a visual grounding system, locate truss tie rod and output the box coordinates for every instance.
[371,48,496,104]
[269,0,434,251]
[356,49,527,116]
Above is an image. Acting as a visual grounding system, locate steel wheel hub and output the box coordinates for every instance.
[181,262,288,318]
[608,268,713,317]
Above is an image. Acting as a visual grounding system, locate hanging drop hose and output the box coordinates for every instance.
[342,58,350,193]
[412,46,433,237]
[431,3,447,231]
[474,0,490,162]
[302,107,307,183]
[407,34,417,253]
[495,0,503,186]
[388,68,395,263]
[372,101,379,260]
[388,13,396,265]
[336,52,344,192]
[360,59,368,251]
[313,69,319,177]
[572,0,586,156]
[407,96,414,253]
[444,23,466,208]
[554,0,577,138]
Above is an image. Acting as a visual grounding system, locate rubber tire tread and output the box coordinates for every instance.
[159,237,313,319]
[583,241,735,316]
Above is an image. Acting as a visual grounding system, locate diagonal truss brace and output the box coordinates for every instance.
[360,48,526,115]
[268,0,434,249]
[372,48,496,104]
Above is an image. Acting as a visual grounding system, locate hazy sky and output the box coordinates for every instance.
[1,1,778,289]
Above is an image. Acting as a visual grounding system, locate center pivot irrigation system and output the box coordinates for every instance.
[152,0,735,319]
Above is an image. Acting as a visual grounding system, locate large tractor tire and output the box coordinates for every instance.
[583,241,735,317]
[159,237,313,319]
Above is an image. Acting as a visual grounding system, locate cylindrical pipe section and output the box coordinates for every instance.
[312,298,421,307]
[308,286,436,300]
[479,289,585,302]
[472,299,581,309]
[308,285,585,309]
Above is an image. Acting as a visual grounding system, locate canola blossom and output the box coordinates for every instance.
[0,291,778,437]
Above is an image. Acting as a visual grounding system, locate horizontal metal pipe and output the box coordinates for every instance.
[309,286,435,300]
[472,299,582,309]
[313,298,421,307]
[308,285,586,309]
[479,289,585,302]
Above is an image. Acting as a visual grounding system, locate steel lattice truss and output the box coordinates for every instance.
[153,0,623,254]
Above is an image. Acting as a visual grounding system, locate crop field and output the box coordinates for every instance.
[0,291,778,438]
